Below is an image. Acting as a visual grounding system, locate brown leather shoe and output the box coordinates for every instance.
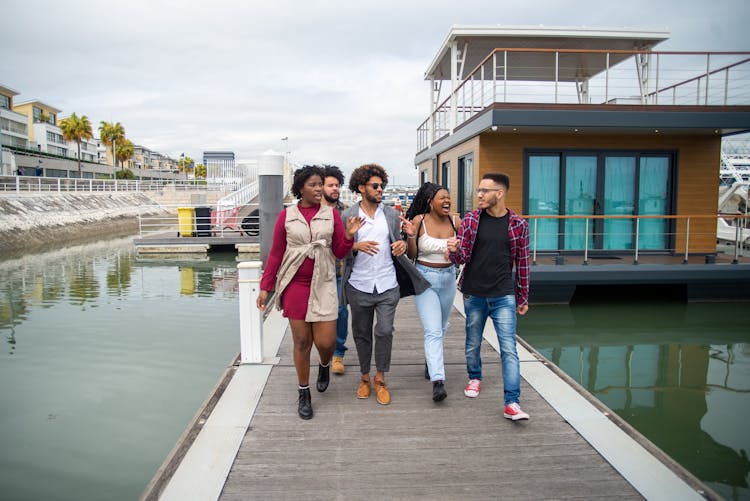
[373,378,390,405]
[332,356,345,375]
[357,376,371,399]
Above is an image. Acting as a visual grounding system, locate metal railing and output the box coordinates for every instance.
[418,49,750,151]
[524,213,749,265]
[137,203,260,238]
[0,175,223,193]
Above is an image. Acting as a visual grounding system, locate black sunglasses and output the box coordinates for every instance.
[366,182,386,190]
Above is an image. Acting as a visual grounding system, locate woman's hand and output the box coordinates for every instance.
[256,290,269,311]
[345,216,365,240]
[446,237,459,253]
[400,216,416,238]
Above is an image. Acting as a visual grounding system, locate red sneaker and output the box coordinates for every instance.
[463,379,481,398]
[503,402,530,421]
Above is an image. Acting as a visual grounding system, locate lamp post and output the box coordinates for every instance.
[180,152,186,183]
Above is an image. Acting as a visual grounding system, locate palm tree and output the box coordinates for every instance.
[116,139,134,170]
[98,121,125,174]
[59,113,93,174]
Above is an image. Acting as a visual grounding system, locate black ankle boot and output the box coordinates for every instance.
[298,387,313,419]
[424,362,430,380]
[432,380,447,402]
[316,364,330,392]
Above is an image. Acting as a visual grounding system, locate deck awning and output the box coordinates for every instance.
[425,25,671,82]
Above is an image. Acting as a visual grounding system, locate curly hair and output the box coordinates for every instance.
[322,164,345,186]
[348,163,388,193]
[291,165,325,199]
[405,182,444,220]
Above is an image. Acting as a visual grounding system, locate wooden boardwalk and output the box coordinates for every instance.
[219,298,642,500]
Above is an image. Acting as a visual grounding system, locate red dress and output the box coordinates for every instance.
[260,204,353,320]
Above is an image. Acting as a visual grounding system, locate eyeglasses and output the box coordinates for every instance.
[475,188,501,195]
[367,183,386,190]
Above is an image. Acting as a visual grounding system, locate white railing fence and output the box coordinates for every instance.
[137,203,260,238]
[0,175,221,194]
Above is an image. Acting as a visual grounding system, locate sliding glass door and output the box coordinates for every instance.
[526,151,674,252]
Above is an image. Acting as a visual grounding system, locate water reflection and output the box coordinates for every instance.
[521,302,750,500]
[0,237,243,500]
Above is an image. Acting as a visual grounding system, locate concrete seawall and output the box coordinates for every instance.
[0,192,168,255]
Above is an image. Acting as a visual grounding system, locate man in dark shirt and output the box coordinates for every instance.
[448,172,531,421]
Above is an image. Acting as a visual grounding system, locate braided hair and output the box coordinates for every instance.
[405,182,442,220]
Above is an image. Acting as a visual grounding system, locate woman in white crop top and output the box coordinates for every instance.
[403,182,459,402]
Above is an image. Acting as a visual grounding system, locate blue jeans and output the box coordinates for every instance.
[464,294,521,405]
[414,264,456,382]
[334,275,349,357]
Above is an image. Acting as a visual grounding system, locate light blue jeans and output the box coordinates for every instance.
[414,263,456,382]
[334,275,349,357]
[464,294,521,405]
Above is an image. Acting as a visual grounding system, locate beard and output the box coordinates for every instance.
[364,192,381,204]
[323,193,338,204]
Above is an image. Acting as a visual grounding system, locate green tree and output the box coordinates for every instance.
[59,113,93,173]
[178,155,194,176]
[116,139,134,169]
[98,121,125,173]
[194,163,206,179]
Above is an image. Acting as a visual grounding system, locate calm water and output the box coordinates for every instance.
[0,236,241,500]
[520,295,750,500]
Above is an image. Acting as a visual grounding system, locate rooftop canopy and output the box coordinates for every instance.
[425,25,671,82]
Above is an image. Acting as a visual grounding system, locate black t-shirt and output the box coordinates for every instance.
[461,210,514,297]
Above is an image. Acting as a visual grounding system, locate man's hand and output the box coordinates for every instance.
[517,304,528,316]
[391,240,407,257]
[355,240,380,255]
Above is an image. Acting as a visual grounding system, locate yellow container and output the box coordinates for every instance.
[177,207,195,237]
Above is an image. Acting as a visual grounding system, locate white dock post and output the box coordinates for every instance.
[238,261,264,364]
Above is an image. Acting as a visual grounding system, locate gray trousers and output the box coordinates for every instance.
[345,282,400,374]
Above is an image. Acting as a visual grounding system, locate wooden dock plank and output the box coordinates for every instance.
[219,298,641,500]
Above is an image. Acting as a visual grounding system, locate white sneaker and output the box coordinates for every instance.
[503,402,530,421]
[464,379,481,398]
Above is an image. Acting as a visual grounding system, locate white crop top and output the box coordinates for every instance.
[417,218,453,264]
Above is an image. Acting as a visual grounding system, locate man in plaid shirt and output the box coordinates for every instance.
[447,172,531,421]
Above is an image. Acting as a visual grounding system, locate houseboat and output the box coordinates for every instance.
[414,26,750,302]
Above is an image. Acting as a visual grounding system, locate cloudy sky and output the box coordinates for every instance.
[2,0,749,183]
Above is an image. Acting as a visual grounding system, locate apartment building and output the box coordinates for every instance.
[1,84,30,150]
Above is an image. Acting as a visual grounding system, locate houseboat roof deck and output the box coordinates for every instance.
[425,25,671,81]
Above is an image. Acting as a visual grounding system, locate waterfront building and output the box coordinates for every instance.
[12,99,64,154]
[1,84,29,175]
[415,26,750,257]
[134,144,154,170]
[203,150,237,186]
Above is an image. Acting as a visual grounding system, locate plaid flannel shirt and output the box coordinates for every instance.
[449,208,530,306]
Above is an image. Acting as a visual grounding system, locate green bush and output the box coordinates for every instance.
[115,169,136,179]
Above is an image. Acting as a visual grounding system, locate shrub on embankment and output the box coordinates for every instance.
[0,192,166,255]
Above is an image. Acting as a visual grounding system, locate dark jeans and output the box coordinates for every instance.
[345,282,400,374]
[334,275,349,357]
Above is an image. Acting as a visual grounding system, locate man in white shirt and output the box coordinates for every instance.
[341,164,429,405]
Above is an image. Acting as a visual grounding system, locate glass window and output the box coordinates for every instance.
[458,153,474,214]
[0,94,10,109]
[528,155,560,250]
[563,156,597,250]
[638,157,670,249]
[441,161,450,190]
[603,156,636,249]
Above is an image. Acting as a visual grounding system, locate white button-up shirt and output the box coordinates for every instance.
[348,203,398,294]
